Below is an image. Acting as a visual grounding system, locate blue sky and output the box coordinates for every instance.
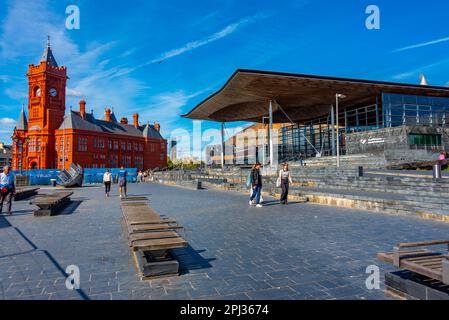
[1,0,449,153]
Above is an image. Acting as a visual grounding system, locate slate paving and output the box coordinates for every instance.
[1,182,449,300]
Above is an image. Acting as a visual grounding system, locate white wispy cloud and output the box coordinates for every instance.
[0,0,147,122]
[391,58,449,81]
[0,118,16,126]
[393,36,449,53]
[146,13,268,66]
[138,89,211,135]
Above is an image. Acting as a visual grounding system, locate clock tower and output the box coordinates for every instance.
[26,38,68,169]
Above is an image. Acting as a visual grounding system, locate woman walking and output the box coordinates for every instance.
[249,162,263,208]
[279,163,293,205]
[103,169,112,197]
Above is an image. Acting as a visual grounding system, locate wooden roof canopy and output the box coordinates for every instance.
[183,69,449,124]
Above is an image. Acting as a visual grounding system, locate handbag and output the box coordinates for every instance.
[276,177,281,188]
[0,187,9,195]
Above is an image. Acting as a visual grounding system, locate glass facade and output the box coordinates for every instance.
[382,93,449,128]
[279,92,449,161]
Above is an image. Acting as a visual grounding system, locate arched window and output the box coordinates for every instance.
[33,86,41,97]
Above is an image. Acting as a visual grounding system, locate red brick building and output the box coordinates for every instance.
[12,43,167,171]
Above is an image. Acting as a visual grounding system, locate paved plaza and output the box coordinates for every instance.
[1,182,449,300]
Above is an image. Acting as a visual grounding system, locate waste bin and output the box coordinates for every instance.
[50,179,57,187]
[433,163,442,180]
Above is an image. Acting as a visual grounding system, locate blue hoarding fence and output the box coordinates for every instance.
[13,168,138,186]
[83,168,138,184]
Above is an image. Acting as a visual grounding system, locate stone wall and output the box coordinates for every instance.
[346,126,449,156]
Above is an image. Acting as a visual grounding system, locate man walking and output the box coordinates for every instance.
[0,166,15,215]
[103,169,112,197]
[117,166,128,198]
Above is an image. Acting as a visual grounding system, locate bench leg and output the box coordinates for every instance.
[393,246,401,267]
[442,257,449,285]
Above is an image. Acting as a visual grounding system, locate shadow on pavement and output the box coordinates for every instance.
[60,200,83,215]
[0,215,11,229]
[171,246,215,275]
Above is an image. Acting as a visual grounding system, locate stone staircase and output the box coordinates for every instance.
[153,167,449,222]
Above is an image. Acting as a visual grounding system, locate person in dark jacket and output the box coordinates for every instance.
[249,162,263,208]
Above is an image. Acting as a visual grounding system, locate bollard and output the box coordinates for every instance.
[358,166,364,177]
[433,163,442,180]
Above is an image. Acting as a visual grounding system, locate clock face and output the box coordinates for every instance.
[50,88,58,97]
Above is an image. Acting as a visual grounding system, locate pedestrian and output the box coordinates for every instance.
[249,162,263,208]
[299,152,305,166]
[117,166,128,198]
[0,166,15,215]
[278,163,293,205]
[103,169,112,197]
[137,170,142,183]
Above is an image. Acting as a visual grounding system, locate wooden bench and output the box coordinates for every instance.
[377,240,449,285]
[14,187,40,201]
[120,198,187,279]
[33,191,74,216]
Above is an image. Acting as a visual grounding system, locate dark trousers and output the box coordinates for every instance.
[0,191,13,214]
[104,182,111,194]
[280,180,289,202]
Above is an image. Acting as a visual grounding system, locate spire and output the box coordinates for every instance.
[419,74,428,86]
[109,109,118,122]
[16,104,28,131]
[40,35,58,67]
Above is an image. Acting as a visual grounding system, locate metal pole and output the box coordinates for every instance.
[336,95,340,168]
[221,122,225,169]
[331,105,336,156]
[269,100,274,167]
[262,117,266,167]
[62,119,66,170]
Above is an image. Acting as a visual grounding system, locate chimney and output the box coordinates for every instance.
[120,117,128,124]
[79,100,86,119]
[105,108,111,122]
[133,113,139,128]
[154,122,160,132]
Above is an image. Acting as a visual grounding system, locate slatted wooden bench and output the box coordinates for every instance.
[14,187,40,201]
[33,191,74,216]
[120,197,187,279]
[377,240,449,285]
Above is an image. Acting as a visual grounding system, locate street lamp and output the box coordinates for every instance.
[261,116,269,166]
[336,93,347,168]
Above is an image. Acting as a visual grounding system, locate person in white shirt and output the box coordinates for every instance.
[279,163,293,205]
[0,166,15,215]
[103,169,112,197]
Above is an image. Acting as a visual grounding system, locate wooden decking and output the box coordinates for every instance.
[120,196,187,279]
[14,187,40,201]
[33,191,73,216]
[377,240,449,285]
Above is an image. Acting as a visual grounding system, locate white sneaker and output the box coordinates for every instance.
[119,194,122,198]
[249,200,254,206]
[256,204,263,208]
